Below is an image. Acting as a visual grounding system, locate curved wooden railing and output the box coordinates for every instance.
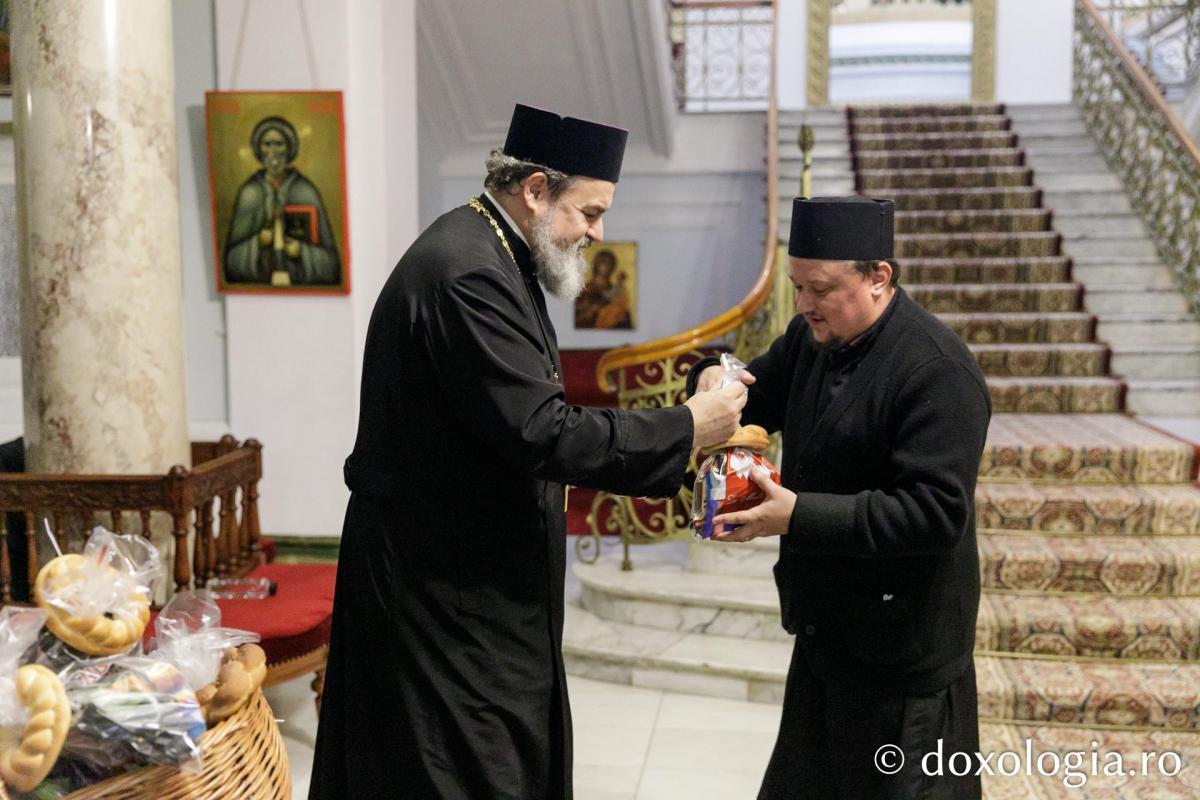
[595,0,782,395]
[1074,0,1200,312]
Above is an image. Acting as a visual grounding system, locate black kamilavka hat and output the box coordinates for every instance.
[502,104,628,183]
[788,196,894,260]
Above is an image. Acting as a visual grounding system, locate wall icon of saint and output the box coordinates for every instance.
[206,92,350,294]
[575,244,637,330]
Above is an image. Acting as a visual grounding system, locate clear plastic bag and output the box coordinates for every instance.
[0,606,49,730]
[38,528,162,620]
[59,657,205,773]
[147,590,260,691]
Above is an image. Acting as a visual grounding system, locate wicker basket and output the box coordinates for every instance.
[0,690,291,800]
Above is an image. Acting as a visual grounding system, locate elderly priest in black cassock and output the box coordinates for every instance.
[689,197,991,800]
[309,105,748,799]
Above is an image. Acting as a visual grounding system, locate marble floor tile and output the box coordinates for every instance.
[637,768,765,800]
[643,727,776,775]
[655,693,783,734]
[575,723,660,769]
[575,765,644,800]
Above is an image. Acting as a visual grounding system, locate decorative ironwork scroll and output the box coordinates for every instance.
[668,0,773,111]
[1075,0,1200,314]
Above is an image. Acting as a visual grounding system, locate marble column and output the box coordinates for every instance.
[11,0,189,476]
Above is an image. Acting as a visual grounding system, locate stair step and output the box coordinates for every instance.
[908,283,1081,313]
[896,232,1061,259]
[1126,380,1200,416]
[565,605,1200,735]
[860,166,1033,190]
[1005,103,1082,121]
[1024,154,1110,172]
[1096,314,1200,346]
[563,602,789,702]
[977,593,1200,660]
[1043,190,1133,214]
[979,532,1200,595]
[981,414,1195,484]
[970,343,1108,377]
[878,187,1043,211]
[976,481,1200,537]
[1033,172,1125,192]
[1071,262,1176,287]
[850,131,1019,151]
[852,148,1025,170]
[850,115,1012,134]
[896,209,1051,234]
[1063,236,1161,259]
[1085,287,1189,314]
[1011,120,1091,138]
[849,102,1006,118]
[574,558,788,642]
[1053,214,1148,238]
[576,560,1200,659]
[986,377,1123,414]
[936,312,1095,344]
[977,657,1200,729]
[1111,344,1200,380]
[901,257,1072,284]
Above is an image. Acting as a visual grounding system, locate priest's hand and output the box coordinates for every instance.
[695,364,756,393]
[685,382,747,449]
[711,469,796,542]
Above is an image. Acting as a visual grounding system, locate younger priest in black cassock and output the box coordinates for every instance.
[309,105,747,799]
[688,197,991,800]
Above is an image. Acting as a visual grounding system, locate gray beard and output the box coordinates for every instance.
[530,208,588,300]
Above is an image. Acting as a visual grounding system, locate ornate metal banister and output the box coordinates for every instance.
[1074,0,1200,313]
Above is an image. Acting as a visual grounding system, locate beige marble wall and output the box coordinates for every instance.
[12,0,189,474]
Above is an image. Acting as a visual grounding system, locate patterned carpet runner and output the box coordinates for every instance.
[846,103,1200,798]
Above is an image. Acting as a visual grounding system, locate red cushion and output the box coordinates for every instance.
[216,563,335,666]
[258,536,277,563]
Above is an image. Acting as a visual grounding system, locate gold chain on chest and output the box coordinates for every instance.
[468,196,561,387]
[469,196,518,266]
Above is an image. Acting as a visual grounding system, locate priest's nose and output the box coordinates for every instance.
[588,218,604,242]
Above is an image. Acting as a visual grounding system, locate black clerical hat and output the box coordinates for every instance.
[788,196,894,260]
[502,104,628,183]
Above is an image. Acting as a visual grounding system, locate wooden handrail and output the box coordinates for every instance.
[596,0,781,394]
[1078,0,1200,172]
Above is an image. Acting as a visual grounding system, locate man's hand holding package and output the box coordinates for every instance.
[685,382,748,450]
[695,364,756,394]
[711,468,796,542]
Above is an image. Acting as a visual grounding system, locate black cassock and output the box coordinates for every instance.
[309,195,692,800]
[689,289,991,800]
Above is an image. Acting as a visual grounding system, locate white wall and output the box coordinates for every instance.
[173,0,228,428]
[213,0,419,536]
[777,0,809,110]
[995,0,1074,104]
[427,113,768,351]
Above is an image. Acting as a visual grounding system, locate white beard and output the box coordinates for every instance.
[530,207,588,300]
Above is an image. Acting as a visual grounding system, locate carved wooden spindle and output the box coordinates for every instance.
[194,500,211,587]
[139,510,152,539]
[0,518,11,603]
[23,511,37,586]
[167,465,192,592]
[245,439,264,563]
[218,493,234,575]
[110,509,123,534]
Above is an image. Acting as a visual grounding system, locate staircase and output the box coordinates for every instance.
[566,102,1200,797]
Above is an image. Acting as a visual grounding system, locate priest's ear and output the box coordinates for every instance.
[520,172,553,214]
[864,259,896,295]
